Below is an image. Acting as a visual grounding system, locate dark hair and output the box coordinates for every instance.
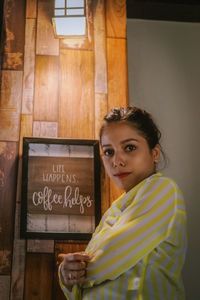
[99,106,166,167]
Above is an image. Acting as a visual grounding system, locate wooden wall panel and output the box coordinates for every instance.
[106,0,126,38]
[27,240,54,254]
[2,0,25,70]
[59,49,94,139]
[10,188,26,300]
[0,71,22,112]
[22,18,36,114]
[93,0,107,94]
[0,275,10,300]
[24,253,54,300]
[0,70,23,141]
[36,0,59,56]
[0,111,20,142]
[34,55,59,121]
[33,121,58,138]
[107,38,128,110]
[26,0,37,19]
[0,142,18,274]
[10,114,32,300]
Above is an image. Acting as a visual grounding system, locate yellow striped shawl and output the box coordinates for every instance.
[60,173,187,300]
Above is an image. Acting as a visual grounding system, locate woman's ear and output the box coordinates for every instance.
[152,144,161,163]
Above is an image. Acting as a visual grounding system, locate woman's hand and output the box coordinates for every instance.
[58,252,91,289]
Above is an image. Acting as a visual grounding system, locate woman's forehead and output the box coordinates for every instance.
[101,122,144,143]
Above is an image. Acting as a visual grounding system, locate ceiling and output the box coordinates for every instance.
[126,0,200,22]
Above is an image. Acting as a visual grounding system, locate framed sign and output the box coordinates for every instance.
[20,137,101,240]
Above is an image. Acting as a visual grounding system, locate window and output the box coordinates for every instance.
[52,0,86,37]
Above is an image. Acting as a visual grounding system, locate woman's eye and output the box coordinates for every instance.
[125,144,137,152]
[103,149,114,157]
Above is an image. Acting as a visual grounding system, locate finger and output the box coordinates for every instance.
[70,269,86,280]
[61,269,86,286]
[66,276,87,286]
[66,253,91,262]
[58,252,91,263]
[63,261,87,271]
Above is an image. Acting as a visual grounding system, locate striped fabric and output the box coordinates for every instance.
[59,173,187,300]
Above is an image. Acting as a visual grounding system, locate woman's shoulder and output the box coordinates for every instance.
[145,172,184,199]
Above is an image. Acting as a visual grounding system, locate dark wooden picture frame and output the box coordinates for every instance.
[20,137,101,240]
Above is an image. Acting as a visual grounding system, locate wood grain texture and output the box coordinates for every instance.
[10,158,26,300]
[106,0,126,38]
[19,114,33,155]
[59,49,94,139]
[22,18,36,114]
[24,253,54,300]
[0,70,23,141]
[33,121,58,138]
[0,275,10,300]
[34,55,59,121]
[27,240,54,253]
[36,0,59,56]
[94,93,107,139]
[0,142,18,274]
[26,0,37,18]
[0,70,23,112]
[107,38,128,110]
[2,0,25,70]
[0,111,20,141]
[93,0,108,94]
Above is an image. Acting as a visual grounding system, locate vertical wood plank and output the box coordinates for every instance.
[36,0,59,56]
[106,0,126,38]
[27,240,54,253]
[2,0,25,70]
[59,49,94,139]
[22,18,36,114]
[94,93,108,139]
[0,70,23,141]
[0,275,10,300]
[0,111,20,141]
[24,253,54,300]
[107,38,128,110]
[93,0,107,94]
[10,114,32,300]
[26,0,37,18]
[34,55,59,121]
[0,70,23,112]
[0,142,18,274]
[19,114,33,154]
[10,158,26,300]
[33,121,58,138]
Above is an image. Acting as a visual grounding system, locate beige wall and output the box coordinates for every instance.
[127,19,200,299]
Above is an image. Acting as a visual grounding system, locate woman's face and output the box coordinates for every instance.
[101,122,160,192]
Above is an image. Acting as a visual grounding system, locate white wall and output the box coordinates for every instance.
[127,19,200,300]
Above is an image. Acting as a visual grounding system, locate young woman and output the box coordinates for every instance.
[59,107,187,300]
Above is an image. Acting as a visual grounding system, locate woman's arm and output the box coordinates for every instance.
[84,177,184,287]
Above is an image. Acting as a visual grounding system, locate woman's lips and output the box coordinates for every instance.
[114,172,131,179]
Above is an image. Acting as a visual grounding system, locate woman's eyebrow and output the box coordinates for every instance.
[120,138,139,144]
[101,138,139,148]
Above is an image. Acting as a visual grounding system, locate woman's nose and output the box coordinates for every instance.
[112,153,126,168]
